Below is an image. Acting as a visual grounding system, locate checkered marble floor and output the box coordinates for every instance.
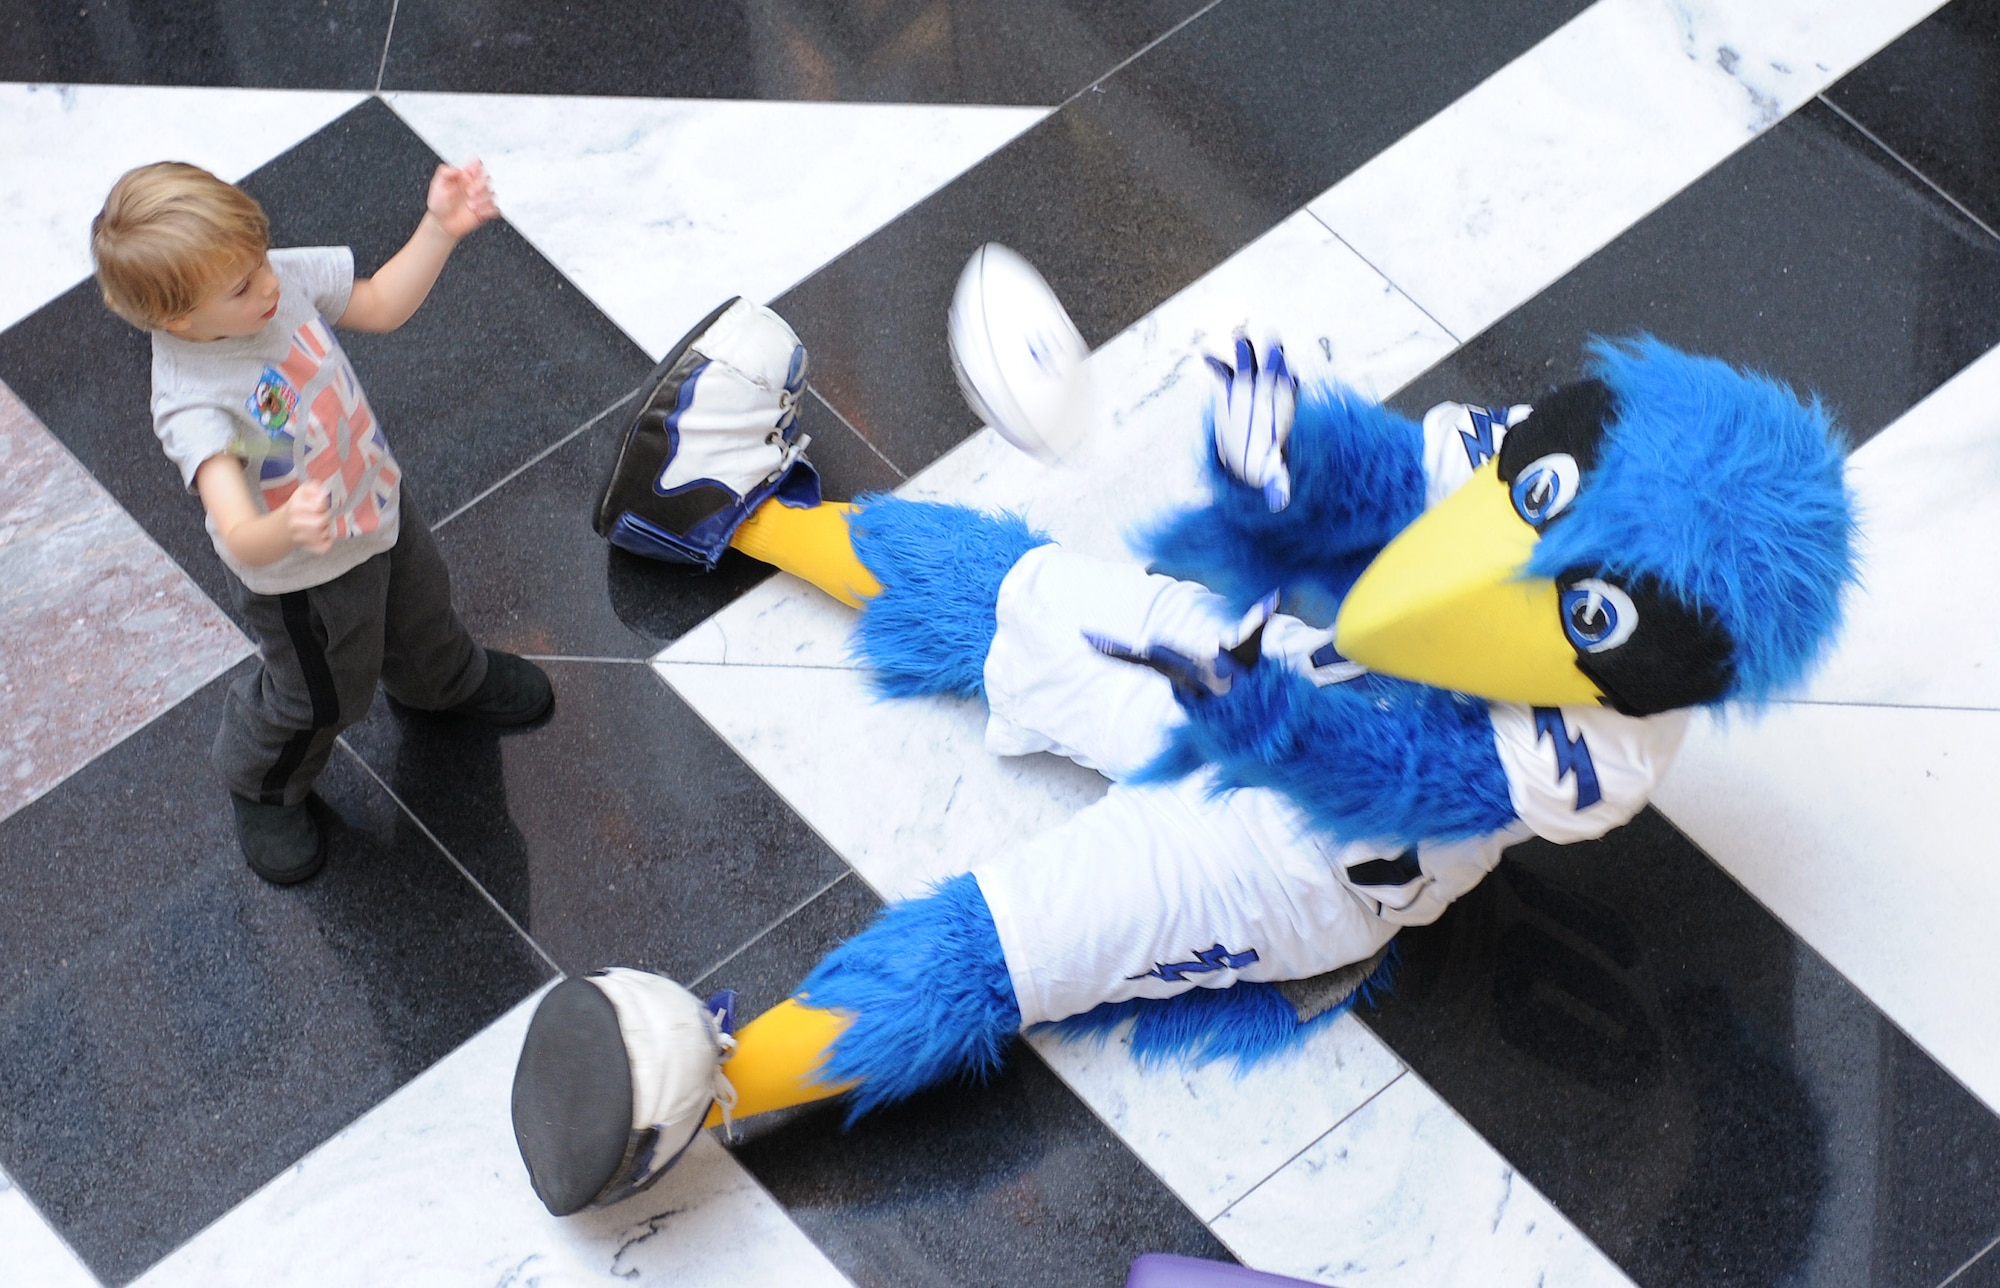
[4,2,2000,1285]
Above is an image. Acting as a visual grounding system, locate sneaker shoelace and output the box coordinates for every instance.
[709,1009,741,1143]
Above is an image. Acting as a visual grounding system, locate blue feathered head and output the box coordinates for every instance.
[1523,335,1858,707]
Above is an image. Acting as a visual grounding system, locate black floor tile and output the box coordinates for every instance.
[0,665,550,1286]
[692,871,883,1018]
[774,0,1594,476]
[0,97,654,621]
[0,0,392,87]
[380,0,1206,104]
[338,661,850,979]
[1392,100,2000,450]
[1824,0,2000,235]
[733,1045,1232,1288]
[1359,809,2000,1288]
[434,385,899,659]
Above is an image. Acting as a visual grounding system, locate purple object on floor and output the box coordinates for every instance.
[1125,1253,1332,1287]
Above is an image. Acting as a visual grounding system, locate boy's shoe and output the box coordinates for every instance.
[593,296,821,569]
[232,794,327,885]
[447,649,554,726]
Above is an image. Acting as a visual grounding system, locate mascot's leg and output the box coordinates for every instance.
[709,872,1021,1126]
[725,499,881,608]
[727,492,1050,697]
[516,499,1045,1214]
[512,875,1019,1215]
[694,496,1055,1128]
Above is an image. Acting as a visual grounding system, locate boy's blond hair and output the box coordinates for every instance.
[93,162,270,329]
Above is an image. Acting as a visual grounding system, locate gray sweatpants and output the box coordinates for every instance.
[215,493,487,806]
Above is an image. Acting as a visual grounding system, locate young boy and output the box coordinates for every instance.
[92,159,552,885]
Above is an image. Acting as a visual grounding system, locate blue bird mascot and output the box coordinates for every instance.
[510,288,1856,1216]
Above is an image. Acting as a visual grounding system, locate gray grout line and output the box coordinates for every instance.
[653,658,863,674]
[334,737,563,977]
[1207,1068,1410,1225]
[430,382,646,532]
[1051,0,1227,114]
[687,870,855,992]
[809,385,908,482]
[1771,696,2000,714]
[1817,92,2000,246]
[1307,211,1466,348]
[372,0,399,95]
[1939,1232,2000,1288]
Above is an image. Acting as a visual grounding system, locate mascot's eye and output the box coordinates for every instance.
[1510,452,1581,527]
[1561,578,1638,654]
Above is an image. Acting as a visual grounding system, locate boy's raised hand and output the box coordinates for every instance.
[286,482,335,555]
[426,159,500,240]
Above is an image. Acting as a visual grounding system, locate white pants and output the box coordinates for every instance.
[970,546,1415,1027]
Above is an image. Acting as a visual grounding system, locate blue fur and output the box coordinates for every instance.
[1531,336,1858,703]
[797,873,1021,1124]
[848,496,1051,699]
[1138,384,1426,619]
[1046,942,1399,1069]
[1146,664,1518,846]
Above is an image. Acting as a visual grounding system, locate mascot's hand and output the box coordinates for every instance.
[1085,592,1278,698]
[1259,613,1367,687]
[1207,334,1297,512]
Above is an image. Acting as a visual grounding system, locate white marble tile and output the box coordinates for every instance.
[655,657,1108,900]
[1308,0,1949,342]
[0,83,365,332]
[1795,344,2000,710]
[1212,1074,1635,1288]
[134,988,852,1288]
[0,1167,100,1288]
[1651,703,2000,1116]
[1028,1013,1405,1223]
[664,576,860,670]
[382,93,1046,360]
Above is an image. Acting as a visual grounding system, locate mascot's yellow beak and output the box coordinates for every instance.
[1333,460,1605,706]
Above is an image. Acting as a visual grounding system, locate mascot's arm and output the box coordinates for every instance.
[1138,384,1428,617]
[1144,663,1519,847]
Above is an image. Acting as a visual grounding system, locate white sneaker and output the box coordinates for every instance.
[512,969,736,1215]
[596,297,819,567]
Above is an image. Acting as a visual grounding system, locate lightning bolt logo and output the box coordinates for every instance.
[1458,405,1505,469]
[1129,943,1261,983]
[1533,708,1602,811]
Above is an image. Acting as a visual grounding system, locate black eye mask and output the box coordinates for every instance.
[1498,379,1737,716]
[1498,378,1613,493]
[1557,568,1735,716]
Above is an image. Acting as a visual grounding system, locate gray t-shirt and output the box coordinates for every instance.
[151,246,402,595]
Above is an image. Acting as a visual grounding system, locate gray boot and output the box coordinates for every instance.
[231,794,327,885]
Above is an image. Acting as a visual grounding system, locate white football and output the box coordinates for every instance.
[947,243,1093,463]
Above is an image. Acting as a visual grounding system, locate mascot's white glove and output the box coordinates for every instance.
[1259,613,1367,687]
[1207,334,1298,512]
[1085,592,1279,698]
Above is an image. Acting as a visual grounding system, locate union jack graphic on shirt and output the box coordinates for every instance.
[251,317,398,540]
